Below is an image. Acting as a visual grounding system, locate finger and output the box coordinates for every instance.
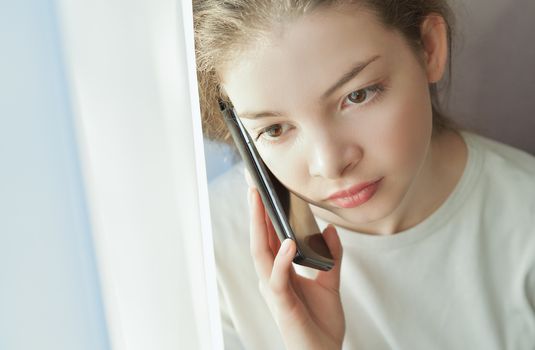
[249,187,274,281]
[244,169,254,187]
[269,239,299,310]
[315,224,343,290]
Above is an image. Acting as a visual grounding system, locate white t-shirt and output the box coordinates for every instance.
[208,131,535,350]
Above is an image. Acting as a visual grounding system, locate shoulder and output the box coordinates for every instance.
[208,162,248,227]
[208,162,250,261]
[463,131,535,202]
[209,161,247,198]
[464,131,535,177]
[461,131,535,230]
[462,131,535,254]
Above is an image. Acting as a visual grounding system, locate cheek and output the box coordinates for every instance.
[258,147,306,190]
[372,84,433,172]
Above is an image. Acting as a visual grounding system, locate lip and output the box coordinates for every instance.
[326,177,383,209]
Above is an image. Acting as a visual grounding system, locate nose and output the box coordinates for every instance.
[307,128,363,180]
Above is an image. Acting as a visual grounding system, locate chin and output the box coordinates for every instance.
[335,205,390,225]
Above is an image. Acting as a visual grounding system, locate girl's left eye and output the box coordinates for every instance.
[342,84,384,109]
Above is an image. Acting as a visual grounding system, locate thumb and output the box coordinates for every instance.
[316,224,343,290]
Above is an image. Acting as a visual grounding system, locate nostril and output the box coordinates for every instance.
[307,133,362,179]
[341,159,358,176]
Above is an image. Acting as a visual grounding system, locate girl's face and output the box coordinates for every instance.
[221,7,440,232]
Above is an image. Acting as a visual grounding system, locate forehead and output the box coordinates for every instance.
[220,6,405,114]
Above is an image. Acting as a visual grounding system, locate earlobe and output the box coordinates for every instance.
[420,15,448,83]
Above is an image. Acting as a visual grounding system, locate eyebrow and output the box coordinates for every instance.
[238,54,381,119]
[321,54,381,100]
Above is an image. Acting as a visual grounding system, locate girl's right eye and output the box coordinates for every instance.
[255,123,292,144]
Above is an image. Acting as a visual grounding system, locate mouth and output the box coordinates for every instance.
[326,177,383,209]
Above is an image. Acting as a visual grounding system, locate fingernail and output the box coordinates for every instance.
[279,239,291,255]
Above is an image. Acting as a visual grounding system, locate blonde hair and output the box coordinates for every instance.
[193,0,457,144]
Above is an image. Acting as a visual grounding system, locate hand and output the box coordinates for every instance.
[247,185,345,350]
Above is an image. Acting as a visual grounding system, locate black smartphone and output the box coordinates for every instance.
[219,100,334,271]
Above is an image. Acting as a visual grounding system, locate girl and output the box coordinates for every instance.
[194,1,535,349]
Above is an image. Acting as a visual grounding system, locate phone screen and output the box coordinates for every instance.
[271,169,334,260]
[220,101,334,271]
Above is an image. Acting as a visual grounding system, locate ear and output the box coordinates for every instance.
[420,14,448,83]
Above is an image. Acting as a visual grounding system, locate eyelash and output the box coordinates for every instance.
[253,82,387,146]
[341,83,386,110]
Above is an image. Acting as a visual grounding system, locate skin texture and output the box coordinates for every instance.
[221,5,467,349]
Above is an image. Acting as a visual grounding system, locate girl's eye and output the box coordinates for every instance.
[255,123,292,143]
[348,90,367,104]
[265,124,284,137]
[342,84,384,109]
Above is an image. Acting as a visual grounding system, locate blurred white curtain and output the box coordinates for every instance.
[56,0,222,349]
[0,1,109,348]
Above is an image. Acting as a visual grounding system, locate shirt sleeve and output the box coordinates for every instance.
[527,261,535,315]
[217,277,246,350]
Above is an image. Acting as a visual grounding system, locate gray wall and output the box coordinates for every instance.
[447,0,535,155]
